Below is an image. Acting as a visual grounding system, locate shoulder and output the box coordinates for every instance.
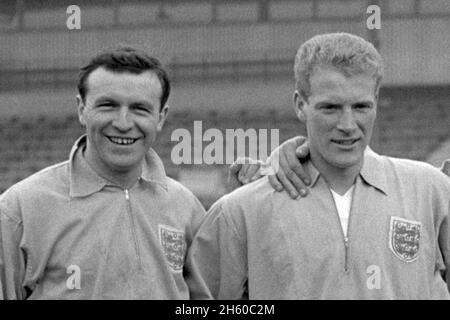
[165,177,202,202]
[377,155,450,194]
[208,176,281,222]
[9,161,69,194]
[164,177,207,212]
[383,156,449,183]
[0,161,69,221]
[1,160,69,199]
[203,177,292,241]
[222,176,277,207]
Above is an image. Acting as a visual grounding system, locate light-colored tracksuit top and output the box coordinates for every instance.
[0,136,206,299]
[187,150,450,299]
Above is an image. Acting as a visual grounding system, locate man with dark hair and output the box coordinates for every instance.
[0,47,208,299]
[77,46,171,109]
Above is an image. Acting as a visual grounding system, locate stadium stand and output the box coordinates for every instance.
[0,87,449,208]
[1,0,449,208]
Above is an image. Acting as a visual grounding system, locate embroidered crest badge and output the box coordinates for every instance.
[159,224,186,272]
[389,216,421,263]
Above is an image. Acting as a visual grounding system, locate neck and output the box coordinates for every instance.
[310,152,362,196]
[83,146,142,190]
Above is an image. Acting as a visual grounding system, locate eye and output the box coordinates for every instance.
[354,103,372,110]
[97,102,115,108]
[133,105,151,113]
[320,104,340,111]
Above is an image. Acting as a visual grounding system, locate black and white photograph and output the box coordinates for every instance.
[0,0,449,309]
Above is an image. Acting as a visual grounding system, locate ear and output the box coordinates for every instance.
[374,86,380,103]
[157,103,170,132]
[293,90,307,123]
[373,87,380,113]
[76,94,87,127]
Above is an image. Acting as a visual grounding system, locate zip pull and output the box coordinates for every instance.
[344,236,349,273]
[125,189,130,200]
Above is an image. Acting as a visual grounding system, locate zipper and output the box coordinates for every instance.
[329,188,353,274]
[124,189,142,269]
[344,184,357,274]
[344,236,349,273]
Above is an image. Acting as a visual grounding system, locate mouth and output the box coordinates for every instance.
[331,138,360,146]
[107,136,139,146]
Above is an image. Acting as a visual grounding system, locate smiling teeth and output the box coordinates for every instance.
[335,140,357,145]
[109,137,136,145]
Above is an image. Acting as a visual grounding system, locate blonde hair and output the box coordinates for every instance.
[294,32,383,100]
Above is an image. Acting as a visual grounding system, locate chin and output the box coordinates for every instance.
[107,158,142,173]
[332,157,362,169]
[324,152,355,166]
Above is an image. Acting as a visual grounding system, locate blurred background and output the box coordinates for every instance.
[0,0,449,209]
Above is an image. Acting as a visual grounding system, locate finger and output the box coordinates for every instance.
[227,162,243,192]
[272,151,299,198]
[295,140,310,160]
[292,142,311,187]
[268,174,283,192]
[275,167,299,199]
[238,163,251,183]
[284,166,309,197]
[229,161,243,175]
[235,157,256,182]
[242,161,262,183]
[285,152,310,195]
[249,169,264,182]
[266,146,280,175]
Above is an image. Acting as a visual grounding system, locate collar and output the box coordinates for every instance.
[69,135,168,197]
[306,147,388,195]
[359,147,388,195]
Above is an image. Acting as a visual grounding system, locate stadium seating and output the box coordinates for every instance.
[1,0,449,208]
[1,94,449,204]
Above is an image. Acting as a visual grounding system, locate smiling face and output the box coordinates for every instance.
[77,67,168,181]
[295,67,377,173]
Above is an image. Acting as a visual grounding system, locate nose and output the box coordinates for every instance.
[336,108,358,133]
[112,107,133,132]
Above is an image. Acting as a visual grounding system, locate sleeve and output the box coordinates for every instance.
[182,196,211,299]
[186,199,248,300]
[0,200,27,300]
[436,172,450,293]
[438,200,450,293]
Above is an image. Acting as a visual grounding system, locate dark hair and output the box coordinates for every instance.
[77,46,170,109]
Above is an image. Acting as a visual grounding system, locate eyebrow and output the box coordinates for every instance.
[130,102,155,110]
[316,100,374,106]
[93,97,155,109]
[93,97,118,104]
[352,101,374,105]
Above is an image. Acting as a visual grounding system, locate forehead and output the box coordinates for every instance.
[85,67,162,104]
[308,67,377,103]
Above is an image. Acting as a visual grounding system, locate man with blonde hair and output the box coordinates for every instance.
[187,33,450,299]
